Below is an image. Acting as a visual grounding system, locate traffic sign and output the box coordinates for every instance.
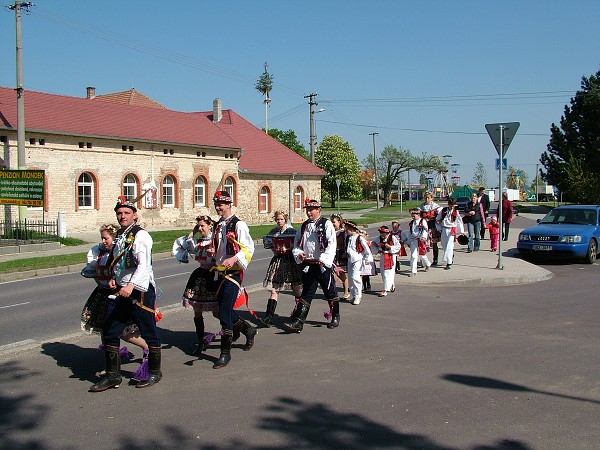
[495,158,508,170]
[485,122,520,157]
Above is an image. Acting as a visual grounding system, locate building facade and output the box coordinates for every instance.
[0,87,325,233]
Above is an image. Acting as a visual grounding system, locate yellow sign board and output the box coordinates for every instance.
[0,170,45,206]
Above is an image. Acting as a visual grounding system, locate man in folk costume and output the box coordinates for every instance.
[370,225,401,297]
[90,196,162,392]
[285,199,339,332]
[405,208,432,277]
[435,197,465,270]
[210,190,256,369]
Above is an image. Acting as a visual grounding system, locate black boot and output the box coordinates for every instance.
[327,299,340,329]
[234,318,257,351]
[283,299,310,333]
[89,345,122,392]
[136,346,162,388]
[213,330,233,369]
[192,316,206,355]
[261,298,277,326]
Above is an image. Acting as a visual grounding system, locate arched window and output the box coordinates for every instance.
[122,174,138,202]
[194,176,206,207]
[259,186,270,213]
[294,186,304,211]
[77,172,94,209]
[162,175,175,207]
[224,176,236,205]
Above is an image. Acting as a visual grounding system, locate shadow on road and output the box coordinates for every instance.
[442,374,600,405]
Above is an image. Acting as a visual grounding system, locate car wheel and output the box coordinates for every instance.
[585,239,597,264]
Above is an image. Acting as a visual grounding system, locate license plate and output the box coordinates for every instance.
[532,244,552,251]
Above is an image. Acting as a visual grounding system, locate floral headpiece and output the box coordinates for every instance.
[304,198,321,209]
[213,190,233,204]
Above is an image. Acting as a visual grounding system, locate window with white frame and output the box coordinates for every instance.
[294,186,304,211]
[123,174,138,202]
[162,175,175,207]
[77,172,94,209]
[194,176,206,207]
[259,186,270,213]
[224,177,235,203]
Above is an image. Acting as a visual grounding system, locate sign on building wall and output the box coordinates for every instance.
[0,169,45,207]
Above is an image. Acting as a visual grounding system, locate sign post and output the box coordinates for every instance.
[485,122,519,270]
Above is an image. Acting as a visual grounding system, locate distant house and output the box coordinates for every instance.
[0,86,325,232]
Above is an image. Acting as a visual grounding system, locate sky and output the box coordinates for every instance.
[1,0,599,188]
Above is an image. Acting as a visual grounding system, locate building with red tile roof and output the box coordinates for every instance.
[0,86,324,232]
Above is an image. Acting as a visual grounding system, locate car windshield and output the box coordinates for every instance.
[540,208,598,225]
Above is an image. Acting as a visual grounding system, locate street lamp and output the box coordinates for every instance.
[335,179,341,215]
[369,132,379,209]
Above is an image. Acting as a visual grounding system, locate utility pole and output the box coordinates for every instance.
[370,132,379,209]
[305,93,318,164]
[9,1,33,222]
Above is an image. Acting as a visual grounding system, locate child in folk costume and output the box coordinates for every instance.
[405,209,432,276]
[181,215,220,356]
[370,225,401,297]
[391,220,403,272]
[418,192,442,266]
[261,211,302,325]
[488,215,500,252]
[331,214,350,299]
[435,197,465,270]
[343,221,374,305]
[359,228,375,291]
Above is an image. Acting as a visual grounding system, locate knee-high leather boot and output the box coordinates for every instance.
[89,345,122,392]
[327,298,340,329]
[234,318,257,351]
[283,299,310,333]
[213,330,233,369]
[192,316,206,355]
[136,346,162,388]
[261,298,277,326]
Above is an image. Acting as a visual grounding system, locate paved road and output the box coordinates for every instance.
[1,259,598,449]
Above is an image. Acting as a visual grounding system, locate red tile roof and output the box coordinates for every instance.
[0,86,325,176]
[211,109,326,176]
[94,88,168,109]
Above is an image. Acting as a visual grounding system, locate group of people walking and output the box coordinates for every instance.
[81,187,512,393]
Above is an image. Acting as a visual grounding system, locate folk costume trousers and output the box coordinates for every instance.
[103,284,160,348]
[409,241,431,274]
[347,260,363,300]
[215,271,243,331]
[299,264,337,304]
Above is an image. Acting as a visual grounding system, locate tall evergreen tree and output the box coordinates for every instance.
[540,70,600,203]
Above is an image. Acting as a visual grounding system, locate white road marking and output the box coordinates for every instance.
[0,301,31,309]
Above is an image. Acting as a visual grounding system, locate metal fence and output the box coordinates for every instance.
[0,219,59,245]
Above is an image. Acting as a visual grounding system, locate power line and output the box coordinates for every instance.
[317,119,550,137]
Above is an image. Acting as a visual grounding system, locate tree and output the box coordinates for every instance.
[315,135,362,207]
[266,128,309,160]
[363,146,443,206]
[540,69,600,203]
[471,162,488,187]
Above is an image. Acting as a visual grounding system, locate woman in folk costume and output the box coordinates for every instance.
[359,228,375,291]
[331,213,350,299]
[261,211,302,326]
[81,224,148,379]
[343,221,373,305]
[418,192,442,266]
[391,220,404,272]
[370,225,401,297]
[435,197,465,270]
[405,209,432,276]
[181,215,220,356]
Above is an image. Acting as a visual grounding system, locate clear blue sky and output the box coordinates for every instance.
[2,0,599,186]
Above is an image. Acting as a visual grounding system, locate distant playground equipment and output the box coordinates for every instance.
[507,171,536,201]
[426,155,460,199]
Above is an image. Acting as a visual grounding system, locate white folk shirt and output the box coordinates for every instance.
[112,227,155,292]
[292,216,336,268]
[214,214,254,270]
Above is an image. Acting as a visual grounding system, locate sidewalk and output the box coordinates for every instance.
[0,213,552,286]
